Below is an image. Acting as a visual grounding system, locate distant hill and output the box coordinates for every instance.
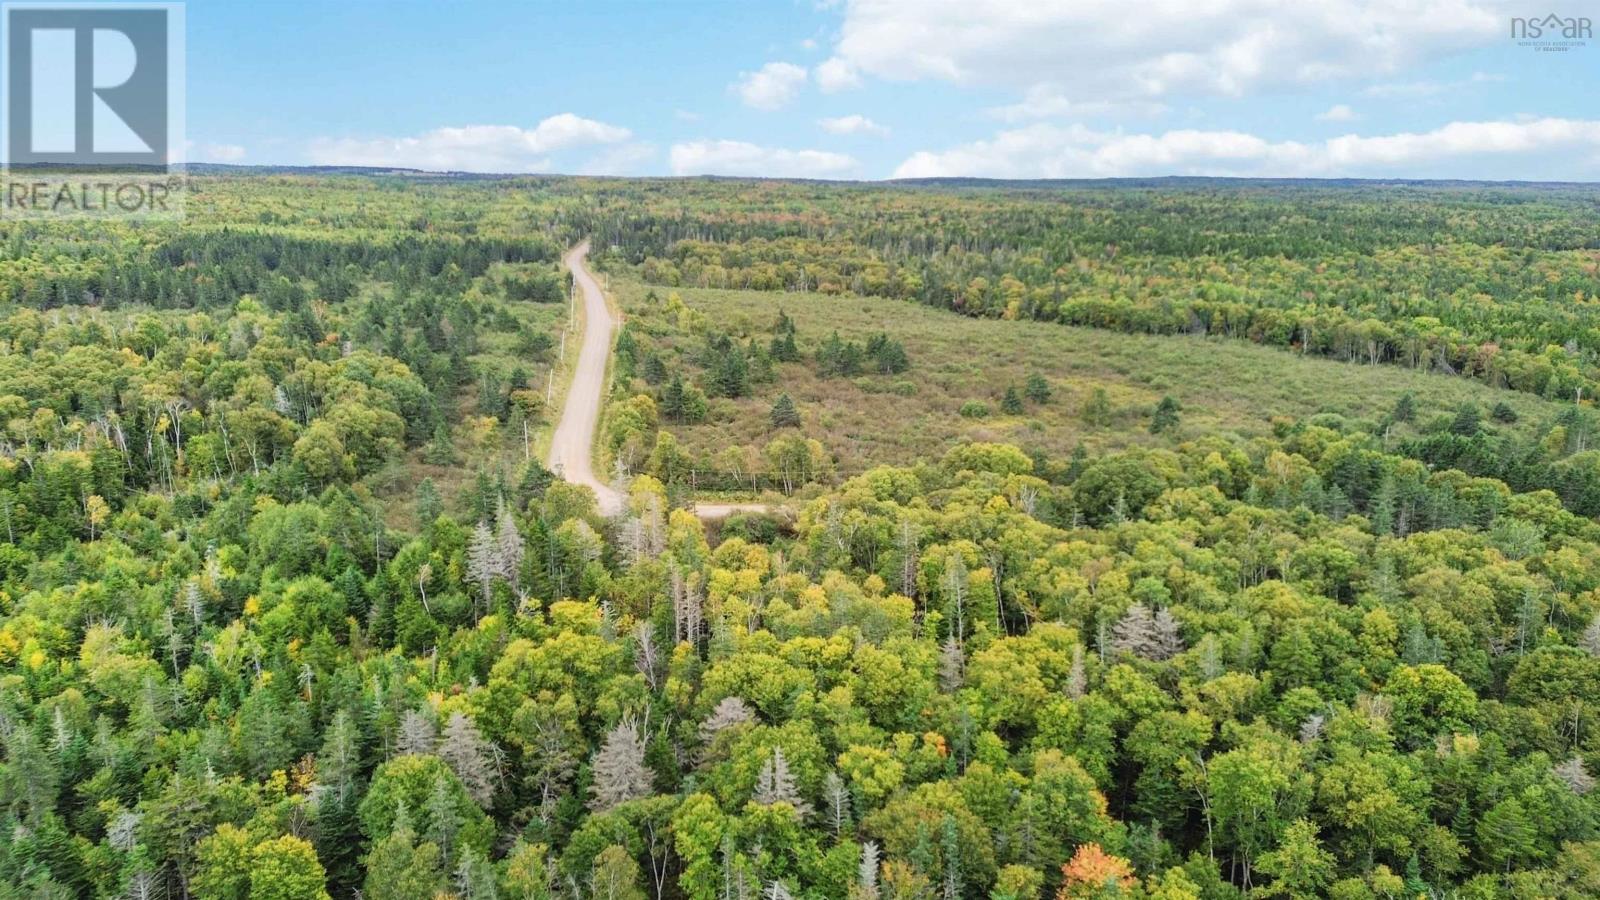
[169,165,1600,189]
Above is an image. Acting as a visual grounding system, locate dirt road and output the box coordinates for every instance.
[551,243,778,522]
[548,242,626,516]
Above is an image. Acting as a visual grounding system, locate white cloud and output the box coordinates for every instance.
[670,140,859,178]
[1362,70,1504,98]
[825,0,1509,109]
[305,114,631,172]
[1316,104,1358,122]
[732,62,808,110]
[815,57,862,92]
[892,117,1600,180]
[988,86,1169,122]
[818,114,890,137]
[193,142,246,162]
[526,114,632,149]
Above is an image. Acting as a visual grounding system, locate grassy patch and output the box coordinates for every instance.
[614,278,1572,477]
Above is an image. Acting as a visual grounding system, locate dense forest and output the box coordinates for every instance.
[4,174,1600,900]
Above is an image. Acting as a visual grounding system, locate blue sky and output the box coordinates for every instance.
[183,0,1600,180]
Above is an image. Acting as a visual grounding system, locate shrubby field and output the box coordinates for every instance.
[2,174,1600,900]
[604,279,1585,492]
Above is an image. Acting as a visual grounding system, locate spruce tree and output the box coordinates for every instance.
[662,375,687,421]
[769,394,802,429]
[1450,403,1482,436]
[770,309,801,362]
[590,716,651,811]
[642,352,668,385]
[1392,392,1416,422]
[1025,373,1051,404]
[414,479,442,527]
[1150,396,1181,434]
[424,422,456,465]
[753,748,811,819]
[438,712,496,808]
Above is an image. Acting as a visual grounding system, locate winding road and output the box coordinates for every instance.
[551,243,774,521]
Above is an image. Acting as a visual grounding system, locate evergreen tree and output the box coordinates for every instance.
[468,469,498,522]
[753,748,811,819]
[661,375,687,421]
[1450,403,1482,436]
[711,350,749,398]
[1111,602,1184,661]
[315,793,363,898]
[466,521,500,613]
[1152,607,1185,660]
[423,773,464,860]
[414,478,442,527]
[516,460,554,506]
[817,332,864,378]
[1064,443,1089,483]
[1392,392,1416,423]
[747,341,777,383]
[824,771,853,838]
[866,333,910,374]
[397,709,439,757]
[938,637,964,692]
[1150,395,1181,434]
[1582,613,1600,656]
[858,842,881,900]
[940,815,961,900]
[769,394,802,429]
[590,716,651,811]
[1402,854,1430,898]
[1476,798,1536,873]
[770,309,801,362]
[438,712,497,809]
[642,352,669,385]
[679,382,709,423]
[424,422,456,465]
[1025,373,1051,404]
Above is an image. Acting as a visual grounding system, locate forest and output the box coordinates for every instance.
[579,180,1600,407]
[3,173,1600,900]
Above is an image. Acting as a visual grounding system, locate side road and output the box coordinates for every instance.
[550,243,776,522]
[547,242,626,516]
